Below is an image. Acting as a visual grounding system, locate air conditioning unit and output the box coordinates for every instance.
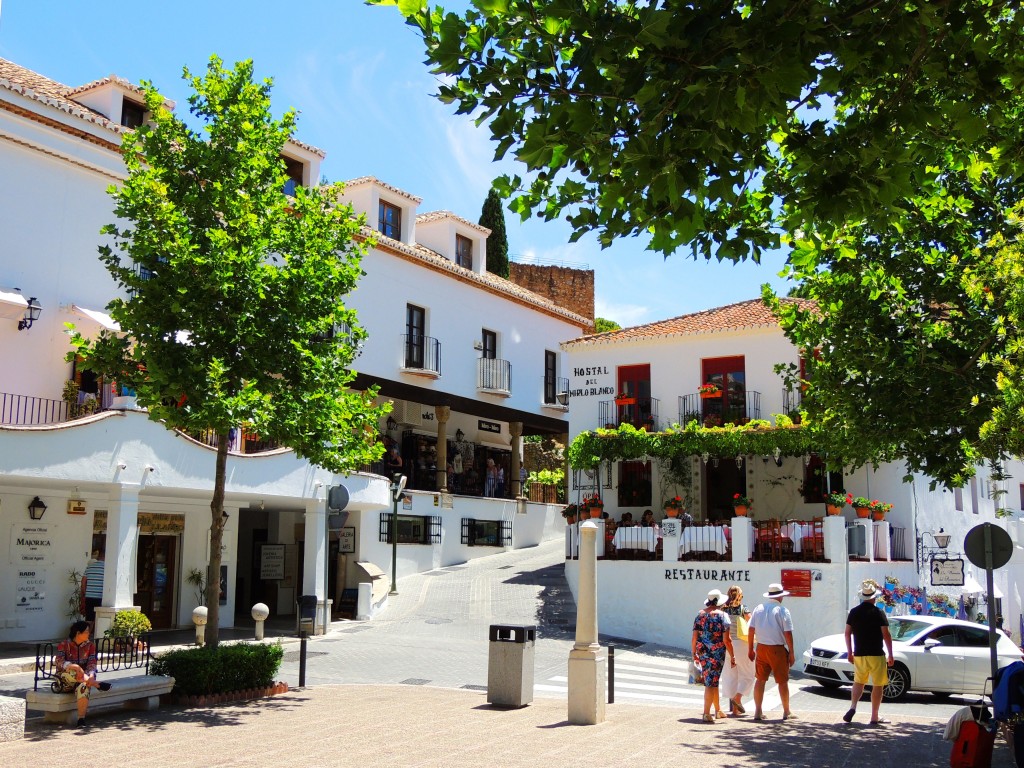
[395,401,425,428]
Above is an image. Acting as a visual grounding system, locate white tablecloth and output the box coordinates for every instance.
[679,526,729,555]
[784,523,814,554]
[612,527,658,552]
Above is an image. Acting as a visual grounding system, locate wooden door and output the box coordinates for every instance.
[135,535,177,629]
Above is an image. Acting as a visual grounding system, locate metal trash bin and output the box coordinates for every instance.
[487,624,536,708]
[297,594,318,636]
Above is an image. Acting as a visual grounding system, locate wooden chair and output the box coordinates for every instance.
[756,519,793,562]
[800,517,825,562]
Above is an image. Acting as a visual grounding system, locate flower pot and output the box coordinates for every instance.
[733,505,749,517]
[565,515,576,525]
[664,508,679,518]
[699,391,721,399]
[855,506,871,518]
[615,397,636,406]
[825,504,842,516]
[589,506,603,518]
[872,510,886,521]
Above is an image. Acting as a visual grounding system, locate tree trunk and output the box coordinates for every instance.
[205,434,230,648]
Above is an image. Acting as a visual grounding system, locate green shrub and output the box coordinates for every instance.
[106,609,152,638]
[151,642,284,696]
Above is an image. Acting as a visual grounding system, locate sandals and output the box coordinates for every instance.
[702,714,718,724]
[733,701,746,715]
[753,714,767,721]
[870,718,891,726]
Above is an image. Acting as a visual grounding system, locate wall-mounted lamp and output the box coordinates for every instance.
[28,496,47,520]
[917,527,952,564]
[735,455,743,469]
[455,428,465,443]
[117,461,127,470]
[555,391,569,406]
[18,297,42,331]
[386,415,398,432]
[701,452,710,465]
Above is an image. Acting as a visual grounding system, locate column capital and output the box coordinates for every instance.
[509,421,523,439]
[434,405,451,423]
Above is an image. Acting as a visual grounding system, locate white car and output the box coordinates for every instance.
[802,614,1023,701]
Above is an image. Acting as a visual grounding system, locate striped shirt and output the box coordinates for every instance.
[83,559,105,599]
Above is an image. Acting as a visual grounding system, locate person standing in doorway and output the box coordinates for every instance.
[484,458,499,497]
[748,582,798,721]
[82,549,104,627]
[842,579,894,725]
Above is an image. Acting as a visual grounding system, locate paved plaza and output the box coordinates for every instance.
[0,540,1012,766]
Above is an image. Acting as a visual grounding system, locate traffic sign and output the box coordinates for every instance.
[964,523,1013,570]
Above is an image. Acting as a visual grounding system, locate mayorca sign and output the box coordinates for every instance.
[11,524,55,565]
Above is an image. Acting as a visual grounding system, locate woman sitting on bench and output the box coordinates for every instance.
[55,620,110,727]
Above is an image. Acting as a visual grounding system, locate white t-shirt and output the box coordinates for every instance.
[748,600,793,646]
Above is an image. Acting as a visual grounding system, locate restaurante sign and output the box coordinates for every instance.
[665,568,751,582]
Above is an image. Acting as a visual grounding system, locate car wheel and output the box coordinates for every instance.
[816,680,843,690]
[882,665,910,701]
[931,691,953,701]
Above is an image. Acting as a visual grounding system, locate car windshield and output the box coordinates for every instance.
[888,618,933,642]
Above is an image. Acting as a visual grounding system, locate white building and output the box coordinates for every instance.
[0,56,587,642]
[561,299,1024,656]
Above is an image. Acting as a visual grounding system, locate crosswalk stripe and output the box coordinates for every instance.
[547,675,697,697]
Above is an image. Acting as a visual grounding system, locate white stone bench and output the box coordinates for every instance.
[0,695,26,741]
[26,675,175,725]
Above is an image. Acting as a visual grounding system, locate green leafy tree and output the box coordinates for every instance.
[70,57,387,646]
[369,1,1022,262]
[766,178,1019,488]
[371,0,1024,487]
[593,317,620,334]
[479,187,509,277]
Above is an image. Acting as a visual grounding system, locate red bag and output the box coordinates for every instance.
[950,720,996,768]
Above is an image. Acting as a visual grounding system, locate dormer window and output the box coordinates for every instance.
[283,157,304,196]
[379,200,402,240]
[121,98,145,129]
[456,234,473,269]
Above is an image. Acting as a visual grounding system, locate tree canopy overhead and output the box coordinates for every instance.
[370,0,1023,261]
[72,56,387,643]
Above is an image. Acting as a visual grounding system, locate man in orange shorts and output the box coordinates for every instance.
[747,582,797,721]
[842,579,894,725]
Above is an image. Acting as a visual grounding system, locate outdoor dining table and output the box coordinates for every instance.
[612,526,658,553]
[679,525,729,555]
[784,522,814,554]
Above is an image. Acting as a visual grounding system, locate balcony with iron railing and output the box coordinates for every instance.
[782,386,802,420]
[542,376,569,407]
[477,358,511,395]
[401,334,441,377]
[597,396,660,431]
[678,390,761,428]
[1,390,283,454]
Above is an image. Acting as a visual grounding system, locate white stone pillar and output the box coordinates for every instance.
[731,516,752,563]
[662,519,681,562]
[823,516,847,563]
[435,405,450,491]
[96,483,140,637]
[301,499,327,634]
[568,520,606,725]
[595,518,606,558]
[509,422,523,498]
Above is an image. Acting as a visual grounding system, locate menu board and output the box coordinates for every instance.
[781,568,812,598]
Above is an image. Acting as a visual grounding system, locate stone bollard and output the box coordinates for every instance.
[251,602,270,641]
[192,606,208,646]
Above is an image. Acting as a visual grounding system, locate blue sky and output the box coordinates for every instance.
[0,1,790,327]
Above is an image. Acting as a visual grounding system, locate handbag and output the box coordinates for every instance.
[736,614,750,642]
[689,659,704,685]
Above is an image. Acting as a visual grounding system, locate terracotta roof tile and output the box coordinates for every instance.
[65,73,148,98]
[0,57,125,132]
[416,210,491,236]
[343,176,423,204]
[565,298,816,346]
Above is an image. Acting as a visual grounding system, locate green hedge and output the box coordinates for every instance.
[151,642,284,696]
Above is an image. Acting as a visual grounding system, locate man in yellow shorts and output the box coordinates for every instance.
[843,579,895,725]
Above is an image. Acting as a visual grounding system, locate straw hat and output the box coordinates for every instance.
[705,588,725,607]
[859,580,881,600]
[763,583,790,599]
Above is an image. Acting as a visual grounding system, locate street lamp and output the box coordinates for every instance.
[917,527,952,565]
[389,473,407,595]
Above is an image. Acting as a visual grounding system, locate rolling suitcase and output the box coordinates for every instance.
[950,719,996,768]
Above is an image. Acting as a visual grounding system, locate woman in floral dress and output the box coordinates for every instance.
[691,588,735,723]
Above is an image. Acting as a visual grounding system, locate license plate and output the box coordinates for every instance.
[807,658,828,669]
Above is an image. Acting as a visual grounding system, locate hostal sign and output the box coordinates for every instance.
[570,366,615,399]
